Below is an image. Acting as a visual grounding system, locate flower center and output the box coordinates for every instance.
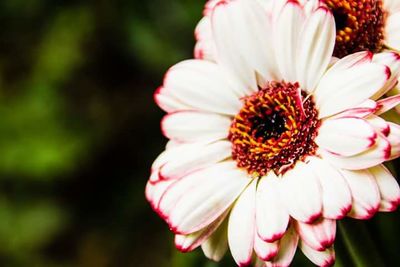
[324,0,387,58]
[229,82,320,176]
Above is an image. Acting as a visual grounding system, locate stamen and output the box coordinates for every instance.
[229,82,320,176]
[324,0,387,58]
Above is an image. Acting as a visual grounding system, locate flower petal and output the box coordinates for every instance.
[265,225,299,267]
[387,122,400,160]
[332,99,377,119]
[375,94,400,116]
[339,169,380,219]
[194,16,216,61]
[202,217,229,262]
[300,242,335,267]
[325,51,372,71]
[385,12,400,51]
[295,219,336,252]
[319,134,391,170]
[254,234,279,261]
[160,141,231,180]
[369,165,400,212]
[384,0,400,12]
[316,117,377,157]
[371,52,400,99]
[256,172,289,242]
[281,161,322,223]
[228,179,257,266]
[145,178,174,213]
[161,111,231,143]
[314,61,390,118]
[274,0,305,83]
[212,0,278,93]
[154,86,191,113]
[159,161,251,234]
[366,115,391,137]
[296,6,335,91]
[175,210,228,252]
[162,60,242,115]
[308,157,352,219]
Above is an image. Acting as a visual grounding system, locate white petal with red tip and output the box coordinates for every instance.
[160,141,231,180]
[295,219,336,252]
[159,161,250,234]
[387,122,400,159]
[212,0,277,93]
[386,12,400,51]
[154,86,191,113]
[256,172,289,242]
[265,226,299,267]
[194,17,216,61]
[254,234,279,261]
[162,111,231,143]
[314,62,389,118]
[326,51,372,72]
[371,52,400,99]
[145,179,174,210]
[175,210,228,252]
[202,217,229,262]
[333,99,377,119]
[375,94,400,115]
[339,169,380,219]
[370,165,400,212]
[296,6,335,91]
[163,60,242,115]
[308,157,352,219]
[228,179,257,267]
[300,242,335,267]
[366,115,390,136]
[274,0,305,82]
[316,117,377,156]
[281,162,322,223]
[319,134,391,170]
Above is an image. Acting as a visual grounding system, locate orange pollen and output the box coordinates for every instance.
[323,0,387,58]
[228,82,320,176]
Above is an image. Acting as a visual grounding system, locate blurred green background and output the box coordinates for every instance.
[0,0,399,266]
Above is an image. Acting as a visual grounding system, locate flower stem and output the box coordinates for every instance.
[338,219,385,267]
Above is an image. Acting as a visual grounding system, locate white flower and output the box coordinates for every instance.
[147,0,400,266]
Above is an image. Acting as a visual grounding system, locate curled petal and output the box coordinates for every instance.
[202,216,229,262]
[175,210,228,252]
[265,225,299,267]
[300,242,335,267]
[159,161,250,234]
[295,219,336,252]
[340,169,380,219]
[369,165,400,212]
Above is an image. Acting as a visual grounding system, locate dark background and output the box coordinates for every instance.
[0,0,399,266]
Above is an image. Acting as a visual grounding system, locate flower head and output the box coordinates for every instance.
[147,0,400,266]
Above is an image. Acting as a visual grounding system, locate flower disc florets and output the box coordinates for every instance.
[229,82,320,176]
[324,0,386,58]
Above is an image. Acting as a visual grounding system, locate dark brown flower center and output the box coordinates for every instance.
[324,0,387,58]
[228,82,320,176]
